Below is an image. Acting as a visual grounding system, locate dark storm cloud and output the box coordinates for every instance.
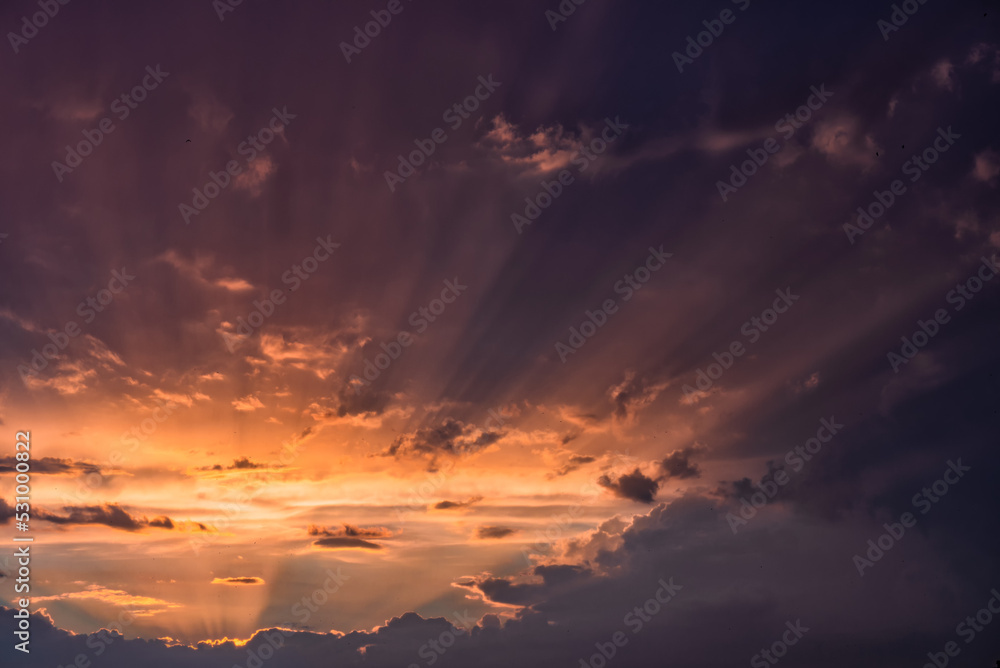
[13,484,994,666]
[4,486,1000,667]
[334,385,392,417]
[659,447,701,480]
[597,468,659,503]
[0,0,998,665]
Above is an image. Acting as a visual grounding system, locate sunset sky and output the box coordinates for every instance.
[2,1,999,667]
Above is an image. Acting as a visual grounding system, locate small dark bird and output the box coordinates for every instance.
[186,139,191,143]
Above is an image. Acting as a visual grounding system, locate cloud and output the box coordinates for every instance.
[197,457,273,474]
[597,469,659,503]
[308,524,393,550]
[810,115,879,170]
[234,155,275,195]
[308,524,394,539]
[187,90,234,132]
[211,577,265,585]
[478,114,585,174]
[35,504,182,532]
[147,516,174,529]
[548,455,597,478]
[257,329,362,381]
[156,250,254,293]
[333,384,391,417]
[18,337,124,396]
[232,395,265,411]
[31,585,180,616]
[931,59,955,91]
[607,373,668,423]
[0,456,102,476]
[433,496,483,510]
[313,536,383,550]
[387,419,503,464]
[458,563,595,608]
[659,447,701,481]
[476,526,516,539]
[972,149,1000,184]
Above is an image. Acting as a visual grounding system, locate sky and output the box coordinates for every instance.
[1,0,999,666]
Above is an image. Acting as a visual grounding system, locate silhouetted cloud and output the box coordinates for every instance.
[211,577,265,585]
[308,524,392,550]
[0,456,102,476]
[35,504,181,532]
[434,496,483,510]
[476,525,516,539]
[597,469,659,503]
[659,447,701,480]
[387,419,503,462]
